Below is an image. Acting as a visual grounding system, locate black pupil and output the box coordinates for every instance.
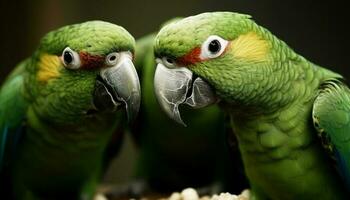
[64,51,73,64]
[208,39,221,54]
[109,55,116,61]
[166,58,173,64]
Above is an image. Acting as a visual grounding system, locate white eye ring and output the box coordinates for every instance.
[200,35,229,60]
[162,57,176,69]
[62,47,81,69]
[106,52,120,66]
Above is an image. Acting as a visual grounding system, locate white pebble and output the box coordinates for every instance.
[238,189,250,200]
[200,196,211,200]
[93,193,108,200]
[211,192,238,200]
[181,188,199,200]
[169,192,182,200]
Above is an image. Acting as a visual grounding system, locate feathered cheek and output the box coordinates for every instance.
[37,54,62,83]
[229,32,269,62]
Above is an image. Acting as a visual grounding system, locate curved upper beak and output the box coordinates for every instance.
[154,63,216,126]
[94,52,141,122]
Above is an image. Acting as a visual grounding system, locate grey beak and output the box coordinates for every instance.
[97,53,141,121]
[154,63,216,126]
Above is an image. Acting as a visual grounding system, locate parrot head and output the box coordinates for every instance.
[28,21,140,124]
[153,12,298,125]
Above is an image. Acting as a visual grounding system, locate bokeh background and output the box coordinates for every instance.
[0,0,349,186]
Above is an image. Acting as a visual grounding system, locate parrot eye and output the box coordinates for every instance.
[106,52,120,66]
[62,47,81,69]
[208,40,221,53]
[200,35,229,59]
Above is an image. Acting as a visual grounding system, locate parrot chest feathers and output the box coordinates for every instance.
[11,114,118,195]
[230,103,343,199]
[231,104,313,161]
[14,107,118,169]
[26,106,118,144]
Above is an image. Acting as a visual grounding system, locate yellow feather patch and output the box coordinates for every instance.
[230,32,269,61]
[37,54,62,82]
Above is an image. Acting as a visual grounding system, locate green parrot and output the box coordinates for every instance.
[0,21,140,200]
[129,21,248,195]
[153,12,350,199]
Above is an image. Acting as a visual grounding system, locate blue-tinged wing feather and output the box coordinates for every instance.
[0,63,28,172]
[335,149,350,189]
[313,80,350,191]
[0,126,8,170]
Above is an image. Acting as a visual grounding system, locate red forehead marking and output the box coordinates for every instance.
[177,47,203,66]
[79,52,105,69]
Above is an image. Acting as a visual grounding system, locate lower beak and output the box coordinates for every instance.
[154,63,216,126]
[93,53,141,122]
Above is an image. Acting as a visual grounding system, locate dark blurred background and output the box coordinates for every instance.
[0,0,349,184]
